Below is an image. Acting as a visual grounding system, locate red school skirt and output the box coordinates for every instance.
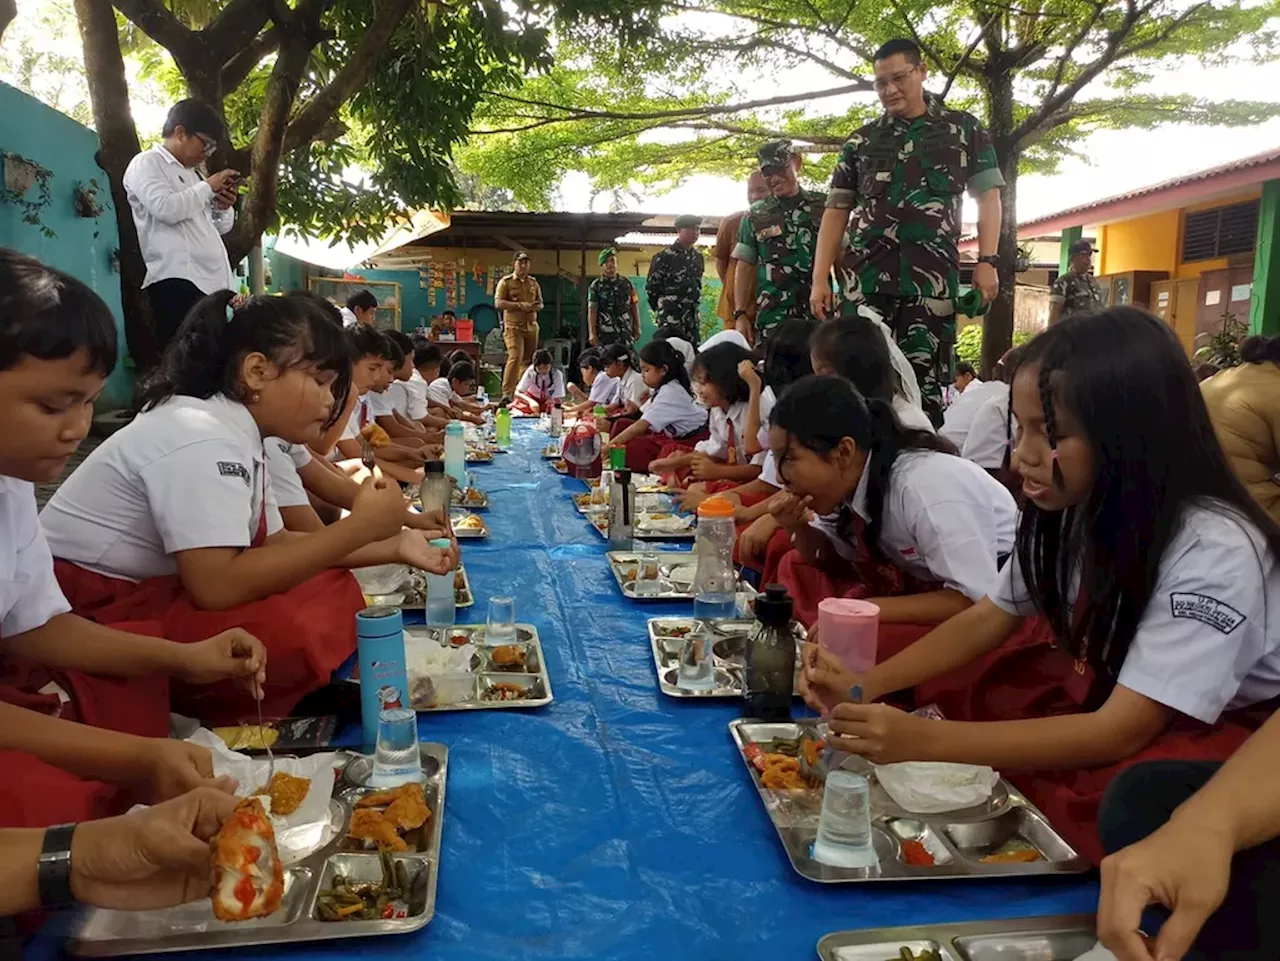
[612,418,710,475]
[53,561,365,725]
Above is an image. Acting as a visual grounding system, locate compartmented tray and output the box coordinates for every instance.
[405,624,554,712]
[649,618,805,699]
[450,510,489,539]
[69,745,448,956]
[606,551,753,600]
[729,719,1090,883]
[572,491,672,516]
[362,565,473,611]
[541,444,562,459]
[550,458,570,475]
[816,914,1099,960]
[589,512,696,541]
[464,449,493,464]
[449,487,489,511]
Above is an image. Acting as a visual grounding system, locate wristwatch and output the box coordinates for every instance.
[38,823,78,909]
[976,255,1001,267]
[733,309,749,320]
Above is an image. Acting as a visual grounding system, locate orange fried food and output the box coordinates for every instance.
[490,645,526,669]
[761,766,807,790]
[980,849,1042,864]
[347,808,408,852]
[355,783,417,809]
[211,798,284,921]
[359,423,392,447]
[383,786,430,832]
[256,772,310,817]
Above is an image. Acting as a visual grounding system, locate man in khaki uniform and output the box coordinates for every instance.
[495,251,544,398]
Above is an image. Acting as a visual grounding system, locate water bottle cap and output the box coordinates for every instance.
[425,460,445,474]
[755,583,793,625]
[593,406,607,415]
[445,421,464,434]
[696,496,735,518]
[429,538,452,549]
[613,469,631,484]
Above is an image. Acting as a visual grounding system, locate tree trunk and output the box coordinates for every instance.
[74,0,158,373]
[982,69,1018,378]
[0,0,16,43]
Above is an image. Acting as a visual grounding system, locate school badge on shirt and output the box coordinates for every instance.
[1170,592,1246,634]
[217,461,251,487]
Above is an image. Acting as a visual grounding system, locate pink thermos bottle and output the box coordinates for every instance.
[817,598,880,675]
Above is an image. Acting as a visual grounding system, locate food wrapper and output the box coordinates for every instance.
[639,512,695,533]
[187,729,339,863]
[873,761,999,814]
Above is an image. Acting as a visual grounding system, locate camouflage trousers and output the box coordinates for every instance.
[840,292,955,426]
[656,307,701,346]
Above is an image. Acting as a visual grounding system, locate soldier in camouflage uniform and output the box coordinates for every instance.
[1049,239,1102,324]
[731,140,826,344]
[588,247,640,350]
[647,214,704,344]
[811,38,1005,424]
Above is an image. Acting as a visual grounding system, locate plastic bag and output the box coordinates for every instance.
[873,761,1000,814]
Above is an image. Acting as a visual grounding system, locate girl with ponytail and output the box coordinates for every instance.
[766,374,1016,630]
[41,290,455,723]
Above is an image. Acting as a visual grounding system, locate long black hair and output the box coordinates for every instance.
[602,342,634,370]
[763,318,815,393]
[579,349,605,373]
[691,342,753,406]
[810,316,898,404]
[771,374,952,560]
[1013,307,1280,685]
[141,289,351,429]
[1240,334,1280,364]
[639,340,693,394]
[0,248,117,376]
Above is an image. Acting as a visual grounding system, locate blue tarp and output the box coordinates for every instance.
[35,422,1099,960]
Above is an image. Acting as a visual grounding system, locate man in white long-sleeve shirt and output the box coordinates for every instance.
[122,99,241,353]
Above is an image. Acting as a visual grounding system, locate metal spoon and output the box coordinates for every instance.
[256,692,275,786]
[359,435,377,472]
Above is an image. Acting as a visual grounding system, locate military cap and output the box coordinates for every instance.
[673,214,702,229]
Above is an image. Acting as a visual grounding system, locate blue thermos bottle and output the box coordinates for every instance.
[356,606,410,750]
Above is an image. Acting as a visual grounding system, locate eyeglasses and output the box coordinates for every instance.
[195,133,218,156]
[873,65,919,93]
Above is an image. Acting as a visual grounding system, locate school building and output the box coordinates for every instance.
[972,147,1280,354]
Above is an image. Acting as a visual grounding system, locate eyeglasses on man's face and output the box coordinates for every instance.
[195,133,218,156]
[873,65,919,93]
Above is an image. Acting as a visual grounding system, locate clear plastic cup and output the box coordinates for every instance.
[486,596,517,645]
[370,707,423,788]
[633,552,663,596]
[811,770,877,868]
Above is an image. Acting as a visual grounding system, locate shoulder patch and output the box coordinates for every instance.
[1170,592,1246,634]
[217,460,252,487]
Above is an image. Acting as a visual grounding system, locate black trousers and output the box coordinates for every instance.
[146,278,206,356]
[1099,761,1280,960]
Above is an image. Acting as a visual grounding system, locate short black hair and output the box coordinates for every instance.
[441,310,456,320]
[161,99,225,141]
[386,329,414,355]
[414,341,443,369]
[348,324,388,360]
[449,361,476,385]
[955,361,977,378]
[579,349,604,373]
[0,248,117,376]
[602,343,633,368]
[381,332,404,367]
[347,290,379,312]
[448,349,471,367]
[531,348,554,368]
[692,342,753,406]
[873,38,921,64]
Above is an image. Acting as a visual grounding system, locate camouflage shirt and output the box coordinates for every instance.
[647,241,704,341]
[588,274,638,342]
[733,188,826,331]
[1050,271,1101,317]
[828,95,1004,301]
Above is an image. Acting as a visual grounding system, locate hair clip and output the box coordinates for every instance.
[225,302,236,324]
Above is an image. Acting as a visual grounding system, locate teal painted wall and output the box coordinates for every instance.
[0,82,132,409]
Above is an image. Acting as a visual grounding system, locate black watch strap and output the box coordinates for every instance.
[38,823,77,909]
[977,254,1000,266]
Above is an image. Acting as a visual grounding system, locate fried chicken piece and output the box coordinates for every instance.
[257,772,310,817]
[355,783,416,809]
[359,423,392,447]
[210,798,284,921]
[490,645,526,669]
[354,782,429,832]
[347,808,408,852]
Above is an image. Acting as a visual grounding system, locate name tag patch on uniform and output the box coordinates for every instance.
[1170,592,1245,634]
[217,461,251,487]
[756,225,783,239]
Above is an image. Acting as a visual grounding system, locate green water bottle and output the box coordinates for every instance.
[496,404,512,447]
[609,446,626,470]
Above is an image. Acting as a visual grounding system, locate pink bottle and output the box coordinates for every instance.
[817,598,880,675]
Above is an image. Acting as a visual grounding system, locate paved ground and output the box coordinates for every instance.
[35,435,103,508]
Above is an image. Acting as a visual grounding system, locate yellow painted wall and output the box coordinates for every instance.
[387,243,679,280]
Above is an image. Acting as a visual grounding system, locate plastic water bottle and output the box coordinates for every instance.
[356,606,409,751]
[477,385,488,407]
[549,399,563,437]
[692,496,737,623]
[444,421,466,487]
[496,405,512,448]
[425,538,456,626]
[812,770,877,868]
[743,584,796,721]
[607,468,634,551]
[418,459,450,516]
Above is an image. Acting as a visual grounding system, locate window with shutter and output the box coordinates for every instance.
[1181,201,1259,262]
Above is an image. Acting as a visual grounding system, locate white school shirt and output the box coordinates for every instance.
[587,373,618,404]
[696,401,750,461]
[515,367,566,403]
[41,394,284,582]
[121,145,236,294]
[265,439,313,509]
[962,389,1016,470]
[754,386,777,468]
[810,449,1017,601]
[990,502,1280,724]
[613,367,647,408]
[399,370,429,419]
[940,379,1006,451]
[0,477,71,637]
[340,307,359,329]
[425,377,455,406]
[893,396,936,433]
[367,387,397,418]
[643,381,709,438]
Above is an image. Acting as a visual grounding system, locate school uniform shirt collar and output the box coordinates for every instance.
[846,452,875,524]
[166,393,266,465]
[155,144,183,167]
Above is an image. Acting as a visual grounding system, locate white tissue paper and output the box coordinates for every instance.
[1071,944,1119,961]
[639,512,695,533]
[187,729,339,863]
[873,761,1000,814]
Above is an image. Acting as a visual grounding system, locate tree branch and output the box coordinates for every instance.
[221,27,280,91]
[0,0,15,44]
[941,13,998,100]
[662,0,876,62]
[281,0,416,155]
[670,119,845,145]
[685,29,859,80]
[112,0,199,65]
[203,0,273,65]
[890,0,949,72]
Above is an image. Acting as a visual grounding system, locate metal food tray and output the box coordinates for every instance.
[450,510,489,539]
[450,488,490,511]
[606,550,747,600]
[550,459,570,475]
[464,452,493,464]
[589,513,696,541]
[649,617,805,699]
[407,623,554,712]
[69,745,449,956]
[729,718,1090,883]
[541,444,562,459]
[816,914,1098,960]
[365,565,473,611]
[572,491,671,516]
